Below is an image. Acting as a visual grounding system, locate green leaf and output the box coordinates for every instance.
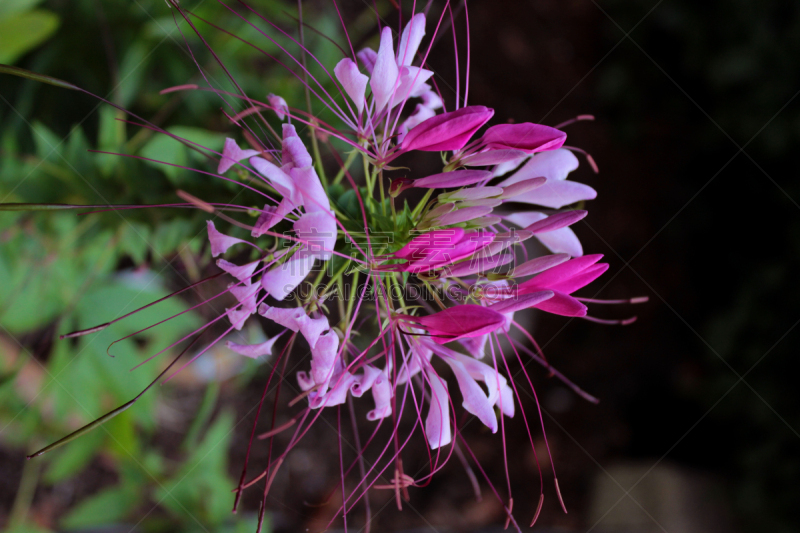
[0,10,60,65]
[0,0,42,18]
[43,427,104,484]
[60,486,137,529]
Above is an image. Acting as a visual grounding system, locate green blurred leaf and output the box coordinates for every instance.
[60,485,137,529]
[0,0,42,18]
[43,427,104,484]
[0,10,59,65]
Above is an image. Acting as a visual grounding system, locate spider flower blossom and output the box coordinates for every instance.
[18,5,647,532]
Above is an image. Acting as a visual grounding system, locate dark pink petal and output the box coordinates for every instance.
[425,369,451,449]
[406,231,495,270]
[533,290,587,317]
[521,254,603,292]
[482,123,567,153]
[488,290,554,314]
[445,252,514,277]
[526,210,587,234]
[394,228,465,260]
[207,220,245,257]
[400,106,494,152]
[512,254,571,278]
[546,263,608,295]
[414,169,492,189]
[412,304,506,344]
[399,104,436,143]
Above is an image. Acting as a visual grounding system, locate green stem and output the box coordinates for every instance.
[332,149,359,186]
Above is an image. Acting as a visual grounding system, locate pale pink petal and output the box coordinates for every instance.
[397,13,426,66]
[251,200,294,237]
[391,66,434,108]
[497,380,515,417]
[414,169,492,189]
[228,282,259,313]
[216,258,259,282]
[267,94,289,121]
[399,104,436,143]
[498,177,547,199]
[425,369,451,449]
[461,149,528,167]
[225,307,251,331]
[281,123,312,169]
[480,230,532,257]
[249,156,301,205]
[512,180,597,209]
[500,149,579,186]
[226,335,281,359]
[458,198,502,209]
[445,358,497,432]
[400,106,494,152]
[370,27,399,113]
[300,315,330,350]
[435,206,494,226]
[357,47,378,74]
[260,305,305,331]
[260,254,315,301]
[396,343,434,384]
[297,370,315,391]
[310,329,340,395]
[420,89,443,110]
[294,210,337,261]
[492,154,529,178]
[309,371,356,408]
[290,166,332,214]
[351,365,382,397]
[536,226,584,256]
[367,369,393,421]
[482,123,567,153]
[207,220,245,257]
[460,334,489,359]
[441,186,503,201]
[218,138,259,174]
[334,58,369,115]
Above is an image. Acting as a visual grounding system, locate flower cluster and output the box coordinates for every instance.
[27,5,645,531]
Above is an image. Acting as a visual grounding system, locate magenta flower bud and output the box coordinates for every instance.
[525,210,587,234]
[400,106,494,152]
[482,122,567,153]
[405,304,506,344]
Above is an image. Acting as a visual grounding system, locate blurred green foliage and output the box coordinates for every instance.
[0,0,378,529]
